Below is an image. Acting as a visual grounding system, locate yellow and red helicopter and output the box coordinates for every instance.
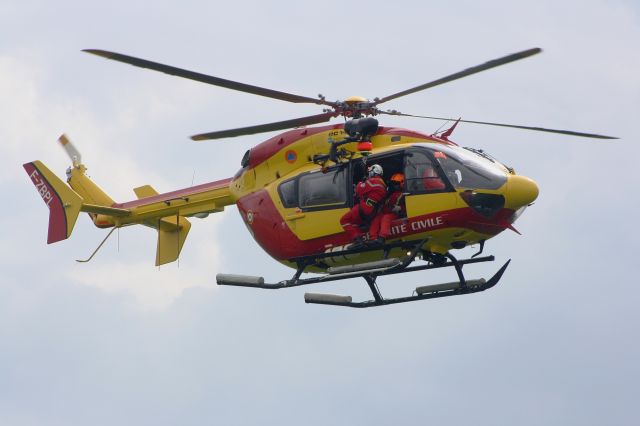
[24,47,616,308]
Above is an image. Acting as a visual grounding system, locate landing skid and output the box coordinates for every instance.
[216,240,510,308]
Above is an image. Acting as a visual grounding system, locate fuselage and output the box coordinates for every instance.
[227,123,539,269]
[46,123,538,269]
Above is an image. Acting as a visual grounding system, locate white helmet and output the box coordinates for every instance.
[368,164,383,177]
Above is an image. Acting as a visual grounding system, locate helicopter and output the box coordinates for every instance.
[24,47,616,308]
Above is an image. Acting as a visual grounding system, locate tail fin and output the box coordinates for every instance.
[157,215,192,266]
[23,161,83,244]
[134,185,191,266]
[24,134,125,244]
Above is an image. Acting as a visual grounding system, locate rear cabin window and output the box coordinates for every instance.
[298,169,347,209]
[278,168,348,210]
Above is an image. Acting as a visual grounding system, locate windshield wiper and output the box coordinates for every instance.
[463,147,496,162]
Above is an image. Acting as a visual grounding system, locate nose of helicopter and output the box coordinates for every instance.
[505,175,539,209]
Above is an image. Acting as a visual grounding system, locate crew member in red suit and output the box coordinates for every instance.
[369,173,406,245]
[340,164,387,247]
[423,165,445,190]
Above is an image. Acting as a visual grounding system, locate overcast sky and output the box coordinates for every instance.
[1,1,639,425]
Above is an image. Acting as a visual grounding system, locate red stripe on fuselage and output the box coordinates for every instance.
[237,189,514,261]
[113,178,232,209]
[245,125,455,172]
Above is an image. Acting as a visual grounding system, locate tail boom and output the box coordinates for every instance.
[25,158,234,264]
[26,133,235,265]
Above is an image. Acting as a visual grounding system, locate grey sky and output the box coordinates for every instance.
[1,0,639,425]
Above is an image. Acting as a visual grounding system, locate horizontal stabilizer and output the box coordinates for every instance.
[81,203,130,217]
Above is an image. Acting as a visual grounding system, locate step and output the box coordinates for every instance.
[415,278,486,294]
[327,258,401,275]
[216,274,265,286]
[304,293,353,304]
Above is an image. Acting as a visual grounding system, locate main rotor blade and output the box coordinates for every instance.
[191,112,337,141]
[374,48,542,105]
[84,49,334,106]
[379,111,619,139]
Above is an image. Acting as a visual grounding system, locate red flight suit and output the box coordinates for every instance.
[369,190,405,241]
[340,176,387,240]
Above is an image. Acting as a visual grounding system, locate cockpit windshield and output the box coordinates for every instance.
[425,145,507,190]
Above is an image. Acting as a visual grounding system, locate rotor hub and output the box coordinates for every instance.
[337,96,377,118]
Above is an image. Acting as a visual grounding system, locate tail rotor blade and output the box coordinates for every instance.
[58,134,83,166]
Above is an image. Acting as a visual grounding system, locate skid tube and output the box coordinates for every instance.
[216,239,511,308]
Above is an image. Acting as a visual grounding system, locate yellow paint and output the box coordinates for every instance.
[30,160,83,240]
[156,215,191,266]
[67,164,115,207]
[133,185,159,199]
[405,192,460,217]
[29,124,537,268]
[251,130,483,243]
[344,96,368,103]
[505,175,539,209]
[287,208,348,240]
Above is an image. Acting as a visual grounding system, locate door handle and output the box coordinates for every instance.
[285,212,306,221]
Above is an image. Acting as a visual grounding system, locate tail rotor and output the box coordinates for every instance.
[58,133,82,167]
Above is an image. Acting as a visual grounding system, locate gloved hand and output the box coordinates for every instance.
[391,205,402,214]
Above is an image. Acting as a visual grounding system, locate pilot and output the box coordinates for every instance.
[340,164,387,247]
[369,173,406,244]
[423,165,446,190]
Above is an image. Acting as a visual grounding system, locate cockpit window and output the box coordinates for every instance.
[405,150,449,194]
[429,145,507,190]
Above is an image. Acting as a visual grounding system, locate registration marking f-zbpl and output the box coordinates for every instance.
[29,169,54,207]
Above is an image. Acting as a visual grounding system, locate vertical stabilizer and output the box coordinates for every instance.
[156,215,192,266]
[23,161,83,244]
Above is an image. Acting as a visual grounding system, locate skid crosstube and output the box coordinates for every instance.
[216,240,510,308]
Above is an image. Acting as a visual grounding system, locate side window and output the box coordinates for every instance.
[298,168,347,209]
[278,178,297,208]
[405,151,447,194]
